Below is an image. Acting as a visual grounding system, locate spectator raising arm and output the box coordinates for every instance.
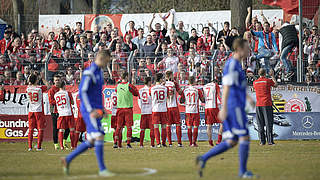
[245,7,252,29]
[148,13,157,33]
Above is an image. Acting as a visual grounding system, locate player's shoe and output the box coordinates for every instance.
[61,157,70,175]
[113,144,118,148]
[54,144,59,150]
[196,156,205,178]
[240,171,259,179]
[64,143,70,150]
[156,144,161,148]
[215,141,221,145]
[193,143,198,147]
[126,144,132,148]
[177,143,183,147]
[36,148,43,151]
[162,144,167,147]
[169,144,173,147]
[150,145,155,148]
[140,145,144,148]
[98,169,115,177]
[27,148,32,151]
[209,140,214,146]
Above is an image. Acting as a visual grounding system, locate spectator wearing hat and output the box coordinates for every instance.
[0,30,12,54]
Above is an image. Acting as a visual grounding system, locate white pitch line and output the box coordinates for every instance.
[47,153,90,156]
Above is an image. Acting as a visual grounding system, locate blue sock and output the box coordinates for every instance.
[239,140,250,176]
[201,141,232,165]
[95,140,106,171]
[66,141,92,164]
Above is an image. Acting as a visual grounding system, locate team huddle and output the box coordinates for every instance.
[25,38,257,178]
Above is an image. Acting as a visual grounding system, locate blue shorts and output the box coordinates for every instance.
[222,106,249,140]
[82,111,105,141]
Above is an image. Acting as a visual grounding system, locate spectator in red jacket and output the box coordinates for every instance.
[0,30,12,54]
[124,21,138,40]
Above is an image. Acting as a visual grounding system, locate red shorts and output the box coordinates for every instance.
[167,107,181,125]
[205,108,221,124]
[28,112,46,129]
[152,112,168,125]
[111,115,117,129]
[186,113,200,126]
[75,117,86,132]
[140,114,152,129]
[57,116,75,130]
[117,108,133,128]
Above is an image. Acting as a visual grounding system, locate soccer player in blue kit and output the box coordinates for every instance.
[61,49,115,177]
[196,38,257,178]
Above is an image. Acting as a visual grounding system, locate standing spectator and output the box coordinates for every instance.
[141,35,157,57]
[217,21,231,43]
[74,22,84,35]
[187,28,199,49]
[0,30,12,55]
[44,32,55,49]
[308,25,319,45]
[93,33,108,52]
[124,21,138,40]
[123,34,138,52]
[3,70,13,85]
[251,22,279,72]
[197,27,216,53]
[0,55,9,74]
[171,14,189,42]
[65,66,74,85]
[132,28,146,51]
[158,48,179,73]
[86,31,95,47]
[84,52,95,69]
[13,71,25,85]
[168,34,183,55]
[76,34,92,56]
[148,13,168,40]
[253,68,277,145]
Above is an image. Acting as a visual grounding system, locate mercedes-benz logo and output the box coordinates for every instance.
[302,116,313,129]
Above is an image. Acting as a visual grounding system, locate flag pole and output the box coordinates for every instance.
[297,0,303,83]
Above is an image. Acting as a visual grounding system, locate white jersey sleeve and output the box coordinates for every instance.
[183,86,200,114]
[139,86,152,115]
[111,92,117,116]
[150,85,168,113]
[203,82,218,109]
[165,81,179,108]
[26,86,44,112]
[54,90,73,116]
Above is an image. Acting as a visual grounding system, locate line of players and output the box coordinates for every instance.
[111,70,223,148]
[26,69,222,150]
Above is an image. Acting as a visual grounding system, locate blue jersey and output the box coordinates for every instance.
[79,62,104,114]
[222,58,247,109]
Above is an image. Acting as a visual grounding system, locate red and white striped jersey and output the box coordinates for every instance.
[138,86,152,115]
[150,84,168,113]
[182,85,204,114]
[165,81,181,108]
[54,90,73,116]
[26,85,47,112]
[111,91,117,116]
[203,82,221,109]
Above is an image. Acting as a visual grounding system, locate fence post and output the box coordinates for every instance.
[297,0,303,83]
[17,13,20,34]
[127,51,134,84]
[211,50,218,81]
[44,52,52,82]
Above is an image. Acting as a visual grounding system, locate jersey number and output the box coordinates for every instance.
[154,90,165,101]
[205,87,211,98]
[186,92,196,103]
[28,92,39,102]
[112,96,117,106]
[141,92,148,103]
[56,95,67,106]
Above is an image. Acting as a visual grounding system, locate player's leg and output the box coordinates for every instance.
[207,124,213,146]
[216,123,223,145]
[140,115,146,147]
[148,115,155,147]
[74,130,80,147]
[238,135,250,177]
[115,110,124,148]
[36,112,45,150]
[161,113,168,147]
[186,114,193,146]
[152,113,161,147]
[63,128,70,149]
[110,116,117,148]
[27,113,35,151]
[166,109,173,146]
[264,106,274,145]
[256,107,266,145]
[193,115,200,147]
[51,113,59,150]
[174,107,182,146]
[125,109,133,148]
[58,129,65,149]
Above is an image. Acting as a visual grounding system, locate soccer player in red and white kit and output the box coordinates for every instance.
[75,93,86,148]
[203,80,223,146]
[150,73,169,148]
[110,90,118,148]
[180,76,205,147]
[26,74,47,151]
[54,81,76,150]
[138,77,155,147]
[164,70,183,147]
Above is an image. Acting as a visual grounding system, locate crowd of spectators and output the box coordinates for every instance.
[0,9,320,86]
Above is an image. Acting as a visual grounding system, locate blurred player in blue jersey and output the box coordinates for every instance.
[196,38,257,179]
[61,50,115,177]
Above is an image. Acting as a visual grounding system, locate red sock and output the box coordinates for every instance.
[161,127,167,145]
[150,128,155,146]
[166,126,172,145]
[209,140,214,146]
[28,129,34,149]
[116,128,123,147]
[37,129,44,149]
[113,131,116,144]
[176,126,182,144]
[58,131,64,149]
[127,127,132,145]
[74,132,80,147]
[70,131,76,148]
[218,134,222,143]
[187,128,192,145]
[140,130,145,146]
[154,127,160,145]
[193,128,198,144]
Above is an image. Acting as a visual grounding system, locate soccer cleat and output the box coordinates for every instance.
[61,157,69,175]
[126,144,132,148]
[156,144,162,148]
[98,169,115,177]
[54,144,59,150]
[28,148,32,152]
[240,171,259,179]
[196,156,205,178]
[169,144,173,147]
[209,140,214,146]
[36,148,43,151]
[64,143,70,150]
[150,145,155,148]
[140,145,144,148]
[113,144,118,149]
[193,143,198,147]
[162,144,167,147]
[177,143,183,147]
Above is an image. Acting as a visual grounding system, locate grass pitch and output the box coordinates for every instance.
[0,140,319,180]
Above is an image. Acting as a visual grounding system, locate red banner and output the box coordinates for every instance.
[84,14,123,35]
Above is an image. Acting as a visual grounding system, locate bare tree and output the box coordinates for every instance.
[230,0,252,35]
